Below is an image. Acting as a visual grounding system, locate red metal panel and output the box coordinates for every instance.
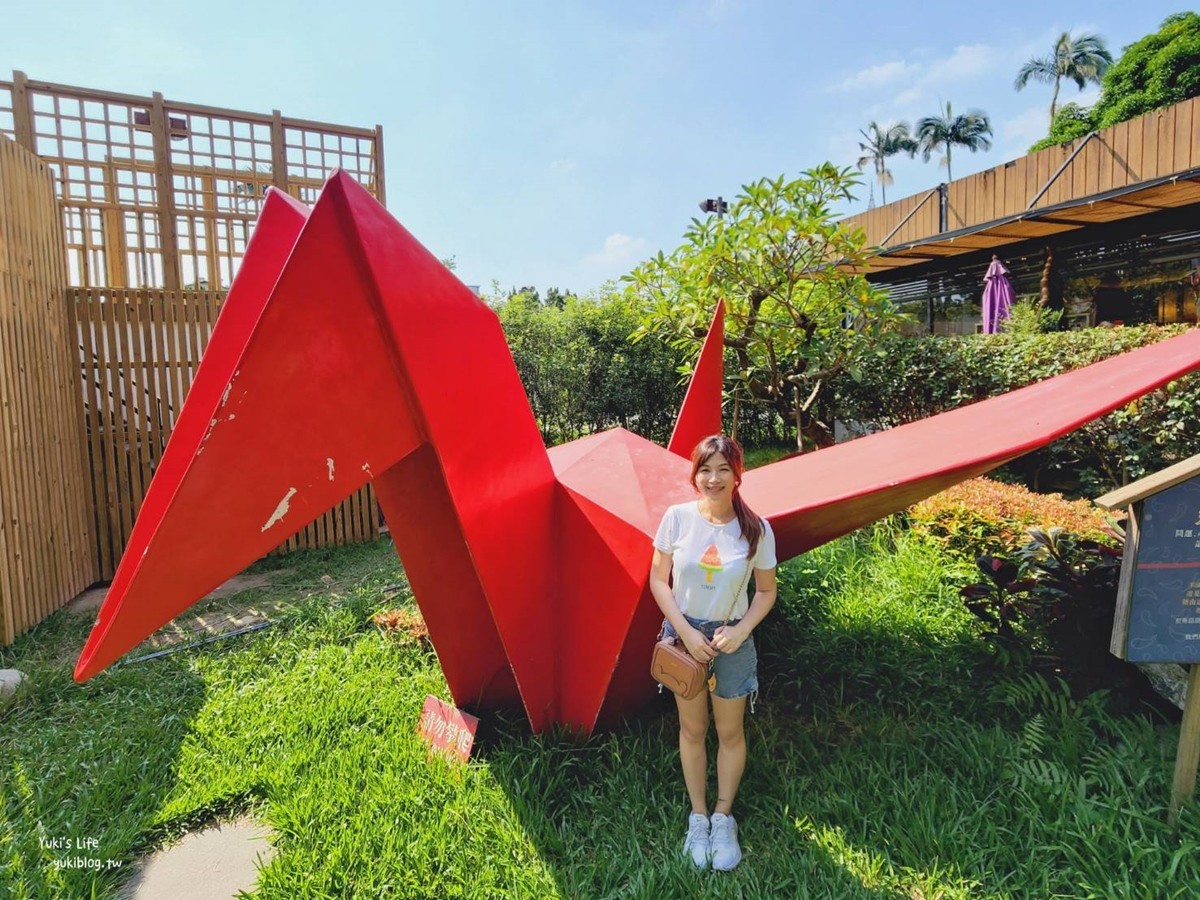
[744,328,1200,560]
[74,170,1200,737]
[550,428,695,731]
[373,448,521,713]
[668,299,724,457]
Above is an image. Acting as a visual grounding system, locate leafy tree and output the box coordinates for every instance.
[1015,31,1113,127]
[1029,101,1094,151]
[1031,14,1200,149]
[856,121,917,205]
[1093,12,1200,128]
[508,285,540,304]
[543,286,572,309]
[494,287,684,445]
[916,102,993,182]
[624,164,904,451]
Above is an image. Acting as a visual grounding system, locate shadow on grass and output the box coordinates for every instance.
[476,527,1199,898]
[8,532,1198,898]
[480,699,901,899]
[468,526,999,896]
[0,610,209,899]
[480,668,1198,898]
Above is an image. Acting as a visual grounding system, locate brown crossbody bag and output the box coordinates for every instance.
[650,559,753,700]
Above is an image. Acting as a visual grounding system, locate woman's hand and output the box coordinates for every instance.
[711,623,748,654]
[681,627,717,663]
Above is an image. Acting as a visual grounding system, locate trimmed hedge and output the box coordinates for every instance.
[833,325,1200,495]
[494,292,686,446]
[494,291,791,449]
[907,477,1116,559]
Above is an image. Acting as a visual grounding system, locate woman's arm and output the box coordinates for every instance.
[711,566,777,655]
[650,548,717,662]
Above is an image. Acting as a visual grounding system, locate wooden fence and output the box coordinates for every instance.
[0,137,96,645]
[0,74,387,643]
[843,95,1200,249]
[70,288,380,581]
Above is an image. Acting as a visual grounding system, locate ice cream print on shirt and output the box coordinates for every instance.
[699,543,724,584]
[653,500,778,620]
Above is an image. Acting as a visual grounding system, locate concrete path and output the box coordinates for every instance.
[117,816,275,899]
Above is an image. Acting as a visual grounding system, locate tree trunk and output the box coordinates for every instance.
[1050,78,1061,125]
[1040,244,1054,308]
[793,385,804,452]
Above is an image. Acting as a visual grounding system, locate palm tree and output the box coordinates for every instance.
[856,121,917,205]
[1015,31,1113,127]
[916,102,993,182]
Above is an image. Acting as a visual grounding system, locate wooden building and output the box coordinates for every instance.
[841,96,1200,334]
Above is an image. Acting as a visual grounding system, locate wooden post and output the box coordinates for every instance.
[11,70,35,153]
[1109,506,1140,657]
[101,159,129,287]
[270,110,290,196]
[149,92,181,291]
[1170,664,1200,825]
[373,124,386,207]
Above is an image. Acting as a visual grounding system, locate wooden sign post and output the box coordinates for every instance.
[1096,453,1200,824]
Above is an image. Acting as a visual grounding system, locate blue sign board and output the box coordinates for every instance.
[1126,478,1200,662]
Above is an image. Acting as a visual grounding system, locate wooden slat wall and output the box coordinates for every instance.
[0,137,96,645]
[70,287,380,579]
[840,189,940,248]
[844,96,1200,249]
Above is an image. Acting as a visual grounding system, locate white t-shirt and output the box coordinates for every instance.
[653,501,777,621]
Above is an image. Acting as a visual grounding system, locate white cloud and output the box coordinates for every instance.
[832,60,921,93]
[1000,104,1051,152]
[1000,85,1103,153]
[1069,85,1103,109]
[704,0,738,22]
[583,233,648,268]
[834,44,999,109]
[924,44,997,84]
[548,157,576,173]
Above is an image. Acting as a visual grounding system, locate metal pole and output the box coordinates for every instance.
[879,189,939,247]
[1028,132,1098,210]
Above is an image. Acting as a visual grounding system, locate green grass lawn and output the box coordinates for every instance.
[3,527,1200,898]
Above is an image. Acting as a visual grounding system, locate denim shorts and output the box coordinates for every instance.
[661,614,759,703]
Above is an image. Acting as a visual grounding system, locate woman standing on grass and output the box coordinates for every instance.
[649,434,778,871]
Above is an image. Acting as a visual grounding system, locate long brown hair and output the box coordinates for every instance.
[690,434,764,560]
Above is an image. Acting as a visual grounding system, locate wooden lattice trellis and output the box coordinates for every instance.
[0,72,387,597]
[0,70,385,291]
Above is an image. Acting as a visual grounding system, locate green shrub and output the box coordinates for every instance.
[833,325,1200,494]
[907,477,1115,559]
[494,290,686,445]
[961,528,1135,701]
[1001,299,1062,335]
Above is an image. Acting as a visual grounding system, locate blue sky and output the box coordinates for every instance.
[1,1,1188,296]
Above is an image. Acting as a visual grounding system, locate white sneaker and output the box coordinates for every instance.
[683,813,709,868]
[709,812,742,870]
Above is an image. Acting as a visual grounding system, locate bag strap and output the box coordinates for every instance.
[719,557,754,627]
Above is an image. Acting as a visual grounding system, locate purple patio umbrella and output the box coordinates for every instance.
[982,254,1014,334]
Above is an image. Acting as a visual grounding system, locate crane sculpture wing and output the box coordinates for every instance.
[74,171,1200,734]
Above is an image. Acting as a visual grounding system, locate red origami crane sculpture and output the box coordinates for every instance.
[74,172,1200,735]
